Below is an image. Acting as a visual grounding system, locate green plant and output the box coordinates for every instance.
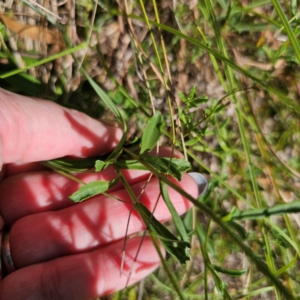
[1,0,300,298]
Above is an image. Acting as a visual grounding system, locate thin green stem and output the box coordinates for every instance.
[271,0,300,64]
[123,148,295,299]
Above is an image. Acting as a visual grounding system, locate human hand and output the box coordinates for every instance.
[0,88,202,299]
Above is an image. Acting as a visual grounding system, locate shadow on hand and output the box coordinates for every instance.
[8,176,190,271]
[63,110,121,157]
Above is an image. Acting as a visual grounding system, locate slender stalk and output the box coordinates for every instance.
[123,148,295,299]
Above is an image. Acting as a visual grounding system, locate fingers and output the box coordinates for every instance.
[0,167,151,225]
[0,147,184,224]
[0,236,162,300]
[3,143,184,179]
[9,174,196,268]
[0,88,122,167]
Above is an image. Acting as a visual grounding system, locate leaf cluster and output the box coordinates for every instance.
[45,109,193,264]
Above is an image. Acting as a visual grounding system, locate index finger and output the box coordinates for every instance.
[0,88,122,167]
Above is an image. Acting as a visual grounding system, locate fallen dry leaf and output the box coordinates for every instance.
[0,14,64,47]
[98,21,120,55]
[232,48,272,71]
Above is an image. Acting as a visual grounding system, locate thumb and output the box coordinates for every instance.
[0,88,122,168]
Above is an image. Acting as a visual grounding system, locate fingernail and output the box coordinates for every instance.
[188,172,208,197]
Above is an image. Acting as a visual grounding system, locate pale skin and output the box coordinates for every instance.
[0,88,198,300]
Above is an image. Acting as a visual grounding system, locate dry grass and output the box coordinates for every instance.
[1,0,300,299]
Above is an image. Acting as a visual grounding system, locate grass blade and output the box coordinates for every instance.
[224,201,300,221]
[128,14,300,114]
[81,69,127,161]
[140,111,163,156]
[0,43,87,78]
[123,147,295,299]
[271,0,300,64]
[160,180,190,244]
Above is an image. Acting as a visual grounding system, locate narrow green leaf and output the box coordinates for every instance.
[81,69,121,119]
[0,43,88,78]
[160,180,190,245]
[271,0,300,64]
[184,138,199,146]
[81,69,127,161]
[214,104,227,113]
[69,179,118,202]
[189,96,209,107]
[140,111,163,156]
[188,86,196,101]
[149,233,185,300]
[211,264,248,277]
[128,14,300,114]
[115,159,147,170]
[22,0,57,24]
[124,143,295,299]
[224,201,300,221]
[136,202,190,264]
[116,157,191,180]
[95,160,111,172]
[227,221,247,239]
[178,91,187,103]
[144,156,191,180]
[195,223,215,256]
[44,157,97,173]
[208,265,228,295]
